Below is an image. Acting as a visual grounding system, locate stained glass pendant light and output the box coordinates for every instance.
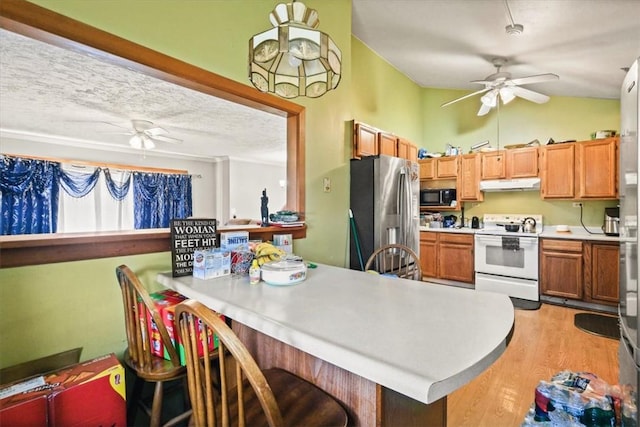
[248,1,342,99]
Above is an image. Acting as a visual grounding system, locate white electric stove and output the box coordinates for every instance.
[474,214,543,301]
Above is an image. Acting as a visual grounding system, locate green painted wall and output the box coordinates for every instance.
[350,36,423,142]
[0,0,622,368]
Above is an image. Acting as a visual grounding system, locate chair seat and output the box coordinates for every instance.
[123,350,186,382]
[224,368,348,427]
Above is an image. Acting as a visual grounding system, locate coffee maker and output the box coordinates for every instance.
[603,207,619,236]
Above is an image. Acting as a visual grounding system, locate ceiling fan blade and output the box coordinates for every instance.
[145,126,168,137]
[509,73,559,86]
[511,86,551,104]
[151,134,183,144]
[477,103,492,116]
[441,87,492,107]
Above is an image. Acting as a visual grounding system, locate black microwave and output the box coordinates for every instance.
[420,188,456,206]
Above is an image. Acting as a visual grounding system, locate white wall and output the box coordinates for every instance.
[1,136,219,219]
[1,137,287,225]
[228,159,286,221]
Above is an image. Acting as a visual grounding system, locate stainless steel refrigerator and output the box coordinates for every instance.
[349,155,420,271]
[620,57,640,426]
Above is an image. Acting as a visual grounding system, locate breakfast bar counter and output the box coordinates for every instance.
[157,263,514,426]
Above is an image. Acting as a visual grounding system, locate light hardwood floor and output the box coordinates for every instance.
[447,303,619,426]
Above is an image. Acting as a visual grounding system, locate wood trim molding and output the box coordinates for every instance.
[0,226,306,268]
[0,0,307,267]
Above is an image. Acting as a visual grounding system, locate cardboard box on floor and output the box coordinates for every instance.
[0,353,126,427]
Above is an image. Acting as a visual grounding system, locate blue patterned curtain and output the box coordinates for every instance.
[1,155,192,233]
[0,155,60,235]
[58,167,101,198]
[133,172,192,229]
[103,169,132,201]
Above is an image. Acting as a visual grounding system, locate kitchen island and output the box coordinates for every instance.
[157,263,514,426]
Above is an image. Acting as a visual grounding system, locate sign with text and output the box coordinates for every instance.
[170,219,217,277]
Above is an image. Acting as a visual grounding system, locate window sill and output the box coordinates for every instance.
[0,226,306,268]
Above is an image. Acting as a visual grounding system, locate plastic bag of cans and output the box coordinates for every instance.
[521,371,625,426]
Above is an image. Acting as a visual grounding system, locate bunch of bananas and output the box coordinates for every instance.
[253,242,286,266]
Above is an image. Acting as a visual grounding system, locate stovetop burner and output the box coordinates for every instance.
[477,214,543,235]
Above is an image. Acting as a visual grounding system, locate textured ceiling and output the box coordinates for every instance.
[353,0,640,100]
[2,1,639,162]
[0,29,287,164]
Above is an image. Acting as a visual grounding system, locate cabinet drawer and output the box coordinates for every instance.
[541,239,582,252]
[420,232,438,242]
[439,233,473,245]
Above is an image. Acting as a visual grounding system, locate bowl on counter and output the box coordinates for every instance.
[555,225,570,232]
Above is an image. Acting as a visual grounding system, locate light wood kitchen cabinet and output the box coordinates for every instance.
[458,154,483,202]
[481,151,506,180]
[481,147,538,180]
[436,156,458,178]
[438,233,474,283]
[419,232,438,279]
[419,157,459,180]
[420,232,474,284]
[575,137,618,199]
[419,159,435,180]
[540,239,583,299]
[540,138,618,200]
[585,242,620,305]
[540,143,575,199]
[353,122,378,159]
[398,138,418,162]
[540,238,619,307]
[506,147,539,178]
[378,132,398,157]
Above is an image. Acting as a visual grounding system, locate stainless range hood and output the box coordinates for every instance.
[479,178,541,192]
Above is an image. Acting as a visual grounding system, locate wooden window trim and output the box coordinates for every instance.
[0,0,306,267]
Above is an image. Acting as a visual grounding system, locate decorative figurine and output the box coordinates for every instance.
[260,188,269,227]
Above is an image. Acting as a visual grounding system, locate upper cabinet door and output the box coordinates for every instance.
[378,132,398,157]
[507,147,539,178]
[481,151,506,180]
[419,159,435,180]
[575,138,618,199]
[353,122,378,159]
[436,156,458,178]
[458,154,483,202]
[399,138,418,163]
[541,144,575,199]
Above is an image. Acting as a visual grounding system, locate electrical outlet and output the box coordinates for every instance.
[572,202,582,208]
[323,177,331,193]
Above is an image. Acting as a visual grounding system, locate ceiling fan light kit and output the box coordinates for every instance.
[123,120,182,150]
[441,57,559,116]
[248,1,342,98]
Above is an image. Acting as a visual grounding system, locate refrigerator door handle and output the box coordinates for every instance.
[397,166,412,247]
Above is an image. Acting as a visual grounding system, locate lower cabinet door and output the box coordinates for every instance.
[438,243,474,283]
[540,251,583,299]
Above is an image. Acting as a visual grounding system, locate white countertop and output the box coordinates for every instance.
[157,264,513,404]
[539,226,620,242]
[421,226,620,242]
[420,226,476,233]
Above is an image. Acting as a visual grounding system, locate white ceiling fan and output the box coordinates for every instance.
[109,119,183,150]
[441,58,559,116]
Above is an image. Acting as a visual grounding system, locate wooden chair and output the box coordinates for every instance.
[176,299,348,427]
[116,265,193,427]
[364,243,423,280]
